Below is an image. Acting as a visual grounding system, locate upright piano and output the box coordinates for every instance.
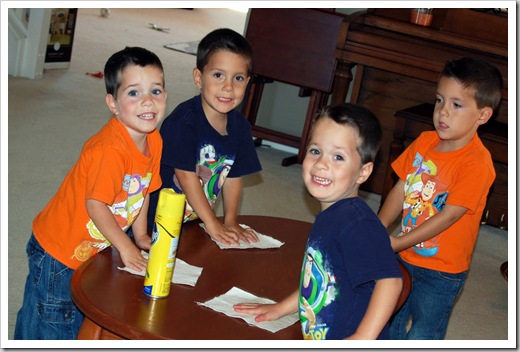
[331,8,508,228]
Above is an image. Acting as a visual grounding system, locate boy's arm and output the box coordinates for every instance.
[131,194,151,250]
[174,168,240,246]
[85,198,147,272]
[346,277,403,340]
[391,204,467,252]
[378,179,405,229]
[233,289,299,322]
[222,177,258,243]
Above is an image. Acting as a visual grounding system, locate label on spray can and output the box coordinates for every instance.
[143,189,186,298]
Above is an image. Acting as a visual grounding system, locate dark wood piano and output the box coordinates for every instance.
[331,8,508,228]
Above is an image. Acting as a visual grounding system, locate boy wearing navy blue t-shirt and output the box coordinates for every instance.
[148,28,261,246]
[234,104,403,340]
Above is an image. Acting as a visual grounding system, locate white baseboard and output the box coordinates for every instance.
[256,140,298,155]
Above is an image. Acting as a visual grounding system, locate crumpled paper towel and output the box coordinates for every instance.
[117,250,203,287]
[197,286,299,333]
[199,223,284,249]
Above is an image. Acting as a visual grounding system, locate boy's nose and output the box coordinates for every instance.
[436,105,448,118]
[142,93,154,105]
[313,156,328,170]
[222,80,233,91]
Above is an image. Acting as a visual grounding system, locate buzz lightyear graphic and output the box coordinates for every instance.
[299,247,336,340]
[402,153,448,257]
[75,173,151,261]
[198,144,233,199]
[173,143,235,221]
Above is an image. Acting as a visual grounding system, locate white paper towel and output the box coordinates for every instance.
[117,250,203,287]
[197,286,299,333]
[199,223,284,249]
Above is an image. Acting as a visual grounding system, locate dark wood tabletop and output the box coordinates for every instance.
[70,215,312,340]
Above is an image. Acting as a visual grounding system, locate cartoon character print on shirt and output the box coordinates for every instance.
[402,152,448,257]
[171,143,235,222]
[74,173,152,262]
[299,247,336,340]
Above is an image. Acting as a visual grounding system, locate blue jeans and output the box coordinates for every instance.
[389,257,467,340]
[14,234,84,340]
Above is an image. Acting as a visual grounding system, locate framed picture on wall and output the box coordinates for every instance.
[44,8,78,69]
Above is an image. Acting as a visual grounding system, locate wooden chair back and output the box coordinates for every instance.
[242,9,348,165]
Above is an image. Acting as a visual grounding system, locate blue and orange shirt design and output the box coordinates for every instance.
[401,152,448,257]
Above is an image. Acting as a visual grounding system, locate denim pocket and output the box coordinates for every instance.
[36,300,80,339]
[38,300,77,323]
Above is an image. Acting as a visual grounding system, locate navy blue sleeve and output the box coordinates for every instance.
[342,220,402,287]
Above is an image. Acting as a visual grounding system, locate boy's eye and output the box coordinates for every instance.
[213,72,223,79]
[235,75,246,82]
[309,148,320,155]
[128,90,139,97]
[152,88,163,95]
[333,155,344,161]
[453,102,462,109]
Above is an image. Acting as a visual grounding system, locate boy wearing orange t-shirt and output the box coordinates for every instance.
[14,47,167,340]
[378,57,502,339]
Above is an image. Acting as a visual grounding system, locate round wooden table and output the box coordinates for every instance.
[71,215,311,340]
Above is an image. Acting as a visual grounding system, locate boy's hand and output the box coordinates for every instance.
[233,303,283,322]
[120,245,148,272]
[205,220,241,246]
[225,223,259,244]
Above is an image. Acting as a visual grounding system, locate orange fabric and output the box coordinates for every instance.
[33,118,162,269]
[392,131,495,273]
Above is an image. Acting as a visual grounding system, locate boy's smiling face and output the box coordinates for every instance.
[193,50,250,120]
[106,64,167,141]
[302,117,372,211]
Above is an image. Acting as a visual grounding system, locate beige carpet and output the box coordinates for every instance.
[5,8,511,346]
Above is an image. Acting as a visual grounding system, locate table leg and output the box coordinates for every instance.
[77,317,125,340]
[77,317,102,339]
[500,261,508,281]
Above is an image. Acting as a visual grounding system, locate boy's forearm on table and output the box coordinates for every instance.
[131,194,149,237]
[175,169,218,225]
[222,177,242,225]
[279,290,300,316]
[85,198,136,252]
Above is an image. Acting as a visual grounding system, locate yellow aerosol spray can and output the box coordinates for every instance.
[143,189,186,299]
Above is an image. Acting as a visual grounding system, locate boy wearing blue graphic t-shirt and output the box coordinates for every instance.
[234,104,403,339]
[148,28,261,246]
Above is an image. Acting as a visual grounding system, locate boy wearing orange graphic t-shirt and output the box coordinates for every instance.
[14,47,167,340]
[378,57,502,340]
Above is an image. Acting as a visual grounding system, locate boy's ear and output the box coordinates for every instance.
[476,106,494,126]
[105,94,119,116]
[193,67,202,89]
[357,162,374,185]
